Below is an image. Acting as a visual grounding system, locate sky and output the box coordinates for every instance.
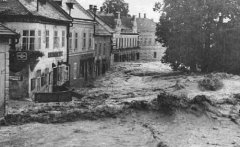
[77,0,162,22]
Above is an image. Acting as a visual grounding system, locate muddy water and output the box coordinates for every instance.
[1,110,239,147]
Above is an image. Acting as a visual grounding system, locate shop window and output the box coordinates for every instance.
[31,78,36,91]
[73,63,77,79]
[36,70,41,91]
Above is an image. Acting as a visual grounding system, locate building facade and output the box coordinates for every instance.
[0,0,72,99]
[137,13,165,61]
[88,6,114,77]
[97,11,140,63]
[0,24,18,118]
[55,0,96,88]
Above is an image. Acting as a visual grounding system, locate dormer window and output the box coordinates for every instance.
[66,0,75,9]
[54,0,62,6]
[38,0,47,5]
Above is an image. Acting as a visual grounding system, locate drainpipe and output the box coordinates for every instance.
[66,22,73,86]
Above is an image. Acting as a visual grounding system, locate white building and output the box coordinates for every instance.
[0,0,72,99]
[54,0,96,87]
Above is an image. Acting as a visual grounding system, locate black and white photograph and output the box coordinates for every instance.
[0,0,240,146]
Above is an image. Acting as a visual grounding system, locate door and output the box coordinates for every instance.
[0,53,5,118]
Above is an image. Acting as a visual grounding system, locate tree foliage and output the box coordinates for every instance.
[154,0,240,73]
[102,0,129,17]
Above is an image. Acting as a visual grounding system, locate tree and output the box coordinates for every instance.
[154,0,240,73]
[102,0,129,17]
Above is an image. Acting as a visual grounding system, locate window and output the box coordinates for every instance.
[62,31,65,47]
[69,32,72,52]
[124,38,126,48]
[99,43,102,55]
[89,33,92,49]
[83,33,86,49]
[36,70,41,92]
[73,63,77,79]
[95,43,97,55]
[144,38,147,45]
[45,30,49,49]
[149,38,152,45]
[37,30,41,50]
[130,38,132,47]
[41,74,46,87]
[58,66,63,82]
[154,52,157,58]
[103,43,106,55]
[121,38,123,48]
[22,30,35,50]
[53,31,59,48]
[31,78,36,91]
[116,38,119,49]
[75,33,78,50]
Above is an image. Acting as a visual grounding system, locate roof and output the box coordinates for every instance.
[0,0,72,22]
[136,18,156,32]
[0,23,18,36]
[121,16,133,29]
[0,0,30,15]
[97,14,116,29]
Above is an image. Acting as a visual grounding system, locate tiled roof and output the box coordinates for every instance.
[121,16,133,29]
[136,18,156,32]
[0,0,71,22]
[0,23,18,36]
[97,15,116,29]
[0,0,30,15]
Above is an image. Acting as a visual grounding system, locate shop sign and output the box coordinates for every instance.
[9,75,22,81]
[48,51,63,58]
[17,52,27,61]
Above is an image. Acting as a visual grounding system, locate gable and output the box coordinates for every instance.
[61,0,93,20]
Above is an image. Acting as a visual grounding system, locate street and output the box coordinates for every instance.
[1,61,240,147]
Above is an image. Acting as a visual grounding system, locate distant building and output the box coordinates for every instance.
[137,13,165,61]
[0,24,18,117]
[97,11,140,63]
[0,0,72,99]
[54,0,96,87]
[88,6,114,77]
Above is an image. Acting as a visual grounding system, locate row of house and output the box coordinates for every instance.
[0,0,164,102]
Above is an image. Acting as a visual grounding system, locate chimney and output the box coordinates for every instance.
[89,5,93,11]
[144,13,146,18]
[139,13,141,18]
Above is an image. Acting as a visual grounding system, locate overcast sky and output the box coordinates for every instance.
[77,0,161,22]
